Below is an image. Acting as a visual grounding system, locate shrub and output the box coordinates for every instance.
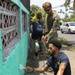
[58,37,68,45]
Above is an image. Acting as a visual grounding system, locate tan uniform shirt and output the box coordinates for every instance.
[44,10,60,43]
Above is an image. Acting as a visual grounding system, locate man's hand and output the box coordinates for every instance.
[44,35,48,41]
[26,66,34,72]
[42,35,48,41]
[42,35,45,40]
[26,64,48,73]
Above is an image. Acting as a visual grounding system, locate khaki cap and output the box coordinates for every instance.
[42,2,52,9]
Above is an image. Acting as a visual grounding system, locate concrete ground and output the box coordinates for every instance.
[26,45,75,75]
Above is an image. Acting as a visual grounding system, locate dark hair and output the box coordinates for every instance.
[37,12,42,19]
[49,40,62,49]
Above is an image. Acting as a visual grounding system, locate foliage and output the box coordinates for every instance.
[69,12,75,21]
[41,8,46,18]
[64,0,70,7]
[58,37,68,45]
[69,46,75,50]
[64,0,75,9]
[58,38,75,50]
[30,5,41,22]
[30,5,46,22]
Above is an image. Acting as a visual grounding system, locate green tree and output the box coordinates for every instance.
[64,0,75,10]
[69,12,75,21]
[30,5,41,22]
[64,0,70,7]
[30,5,46,22]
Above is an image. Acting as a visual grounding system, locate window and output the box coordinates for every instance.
[0,1,20,62]
[22,11,27,34]
[66,24,69,27]
[70,23,75,26]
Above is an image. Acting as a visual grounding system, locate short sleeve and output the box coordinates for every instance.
[60,54,69,65]
[46,57,52,67]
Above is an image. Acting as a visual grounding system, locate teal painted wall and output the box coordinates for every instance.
[0,0,30,75]
[0,30,2,75]
[11,0,29,14]
[3,32,29,75]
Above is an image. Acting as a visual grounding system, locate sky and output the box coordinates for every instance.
[30,0,73,18]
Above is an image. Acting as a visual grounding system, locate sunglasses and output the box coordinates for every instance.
[45,9,50,12]
[45,6,51,12]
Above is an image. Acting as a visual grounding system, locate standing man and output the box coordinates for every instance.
[42,2,60,46]
[26,40,71,75]
[36,12,45,54]
[36,12,45,26]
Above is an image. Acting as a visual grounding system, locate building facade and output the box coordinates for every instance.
[0,0,30,75]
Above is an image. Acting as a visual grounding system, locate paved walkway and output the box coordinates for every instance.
[26,45,75,75]
[61,45,75,75]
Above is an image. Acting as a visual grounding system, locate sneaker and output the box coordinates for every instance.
[33,56,39,59]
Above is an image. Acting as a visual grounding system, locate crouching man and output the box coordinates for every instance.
[26,40,71,75]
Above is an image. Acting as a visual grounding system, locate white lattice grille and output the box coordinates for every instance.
[0,1,20,61]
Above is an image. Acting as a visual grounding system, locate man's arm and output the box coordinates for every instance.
[57,54,70,75]
[26,64,48,72]
[26,57,52,73]
[34,64,48,72]
[42,16,60,41]
[57,63,67,75]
